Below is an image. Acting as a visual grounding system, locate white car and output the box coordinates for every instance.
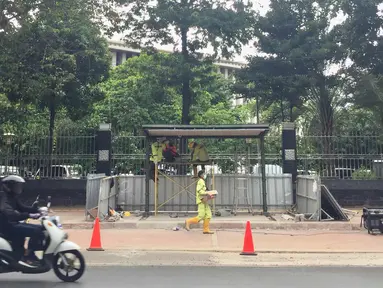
[34,165,82,179]
[0,165,20,176]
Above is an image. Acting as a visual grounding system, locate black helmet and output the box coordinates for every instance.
[1,175,25,195]
[198,170,205,178]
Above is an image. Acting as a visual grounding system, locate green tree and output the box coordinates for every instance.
[96,52,245,133]
[335,0,383,75]
[235,57,305,122]
[236,0,346,138]
[0,0,115,34]
[96,51,250,173]
[345,74,383,130]
[108,0,256,124]
[0,0,111,154]
[0,0,38,34]
[96,53,183,133]
[333,0,383,127]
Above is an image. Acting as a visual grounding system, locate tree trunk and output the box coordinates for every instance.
[48,97,56,175]
[318,83,334,176]
[256,93,260,123]
[280,97,285,121]
[178,27,191,175]
[181,27,191,125]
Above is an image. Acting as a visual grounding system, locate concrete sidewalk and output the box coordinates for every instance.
[57,210,363,231]
[68,228,383,253]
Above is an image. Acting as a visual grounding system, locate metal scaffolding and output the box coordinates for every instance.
[153,160,215,216]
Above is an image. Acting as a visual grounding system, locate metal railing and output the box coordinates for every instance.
[110,135,283,176]
[2,132,383,180]
[85,174,105,220]
[85,174,119,221]
[297,134,383,179]
[0,132,96,179]
[97,176,119,221]
[296,175,321,221]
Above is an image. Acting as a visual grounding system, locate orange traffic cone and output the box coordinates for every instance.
[87,217,104,251]
[240,221,257,256]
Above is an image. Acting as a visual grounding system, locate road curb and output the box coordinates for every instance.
[63,221,363,231]
[81,248,383,254]
[85,263,383,267]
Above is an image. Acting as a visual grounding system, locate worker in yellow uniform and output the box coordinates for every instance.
[184,170,214,234]
[188,141,210,178]
[149,137,166,182]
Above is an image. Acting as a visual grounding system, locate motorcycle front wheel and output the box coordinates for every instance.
[53,250,85,282]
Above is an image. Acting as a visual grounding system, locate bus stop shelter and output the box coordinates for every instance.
[142,124,270,216]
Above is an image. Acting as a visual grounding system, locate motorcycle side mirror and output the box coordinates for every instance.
[32,195,40,209]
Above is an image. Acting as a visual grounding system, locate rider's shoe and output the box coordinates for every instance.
[19,254,40,268]
[18,259,39,268]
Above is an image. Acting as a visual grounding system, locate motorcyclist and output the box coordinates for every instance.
[0,175,44,267]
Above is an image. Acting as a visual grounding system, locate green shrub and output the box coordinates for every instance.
[352,167,377,180]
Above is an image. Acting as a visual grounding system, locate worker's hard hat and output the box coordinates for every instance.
[188,141,195,149]
[157,137,166,142]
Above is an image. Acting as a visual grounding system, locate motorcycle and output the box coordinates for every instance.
[0,196,85,282]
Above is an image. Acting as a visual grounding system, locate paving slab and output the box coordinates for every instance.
[55,209,364,231]
[66,228,383,253]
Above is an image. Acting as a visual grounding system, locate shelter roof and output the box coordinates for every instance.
[142,124,269,138]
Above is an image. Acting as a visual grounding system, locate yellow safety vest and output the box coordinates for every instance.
[191,144,209,162]
[150,142,165,163]
[196,178,207,204]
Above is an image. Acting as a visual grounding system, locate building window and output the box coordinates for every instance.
[116,51,122,66]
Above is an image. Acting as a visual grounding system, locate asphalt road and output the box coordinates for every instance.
[1,266,382,288]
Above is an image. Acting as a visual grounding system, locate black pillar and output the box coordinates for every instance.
[144,136,151,216]
[96,124,112,176]
[259,134,268,215]
[281,122,298,204]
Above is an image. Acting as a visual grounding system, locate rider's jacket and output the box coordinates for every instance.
[0,189,39,231]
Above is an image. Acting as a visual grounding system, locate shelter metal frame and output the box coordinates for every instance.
[142,124,270,217]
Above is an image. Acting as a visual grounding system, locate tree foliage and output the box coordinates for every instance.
[0,0,111,153]
[236,0,346,137]
[0,0,116,35]
[333,0,383,127]
[95,52,250,134]
[3,0,383,177]
[108,0,256,124]
[335,0,383,75]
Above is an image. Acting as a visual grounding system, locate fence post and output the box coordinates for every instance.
[281,122,298,204]
[96,123,112,176]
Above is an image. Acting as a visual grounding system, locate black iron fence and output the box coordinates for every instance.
[111,135,283,176]
[297,134,383,179]
[0,132,96,179]
[1,131,383,179]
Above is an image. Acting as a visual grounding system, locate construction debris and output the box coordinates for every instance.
[294,214,305,222]
[321,185,348,221]
[281,214,295,221]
